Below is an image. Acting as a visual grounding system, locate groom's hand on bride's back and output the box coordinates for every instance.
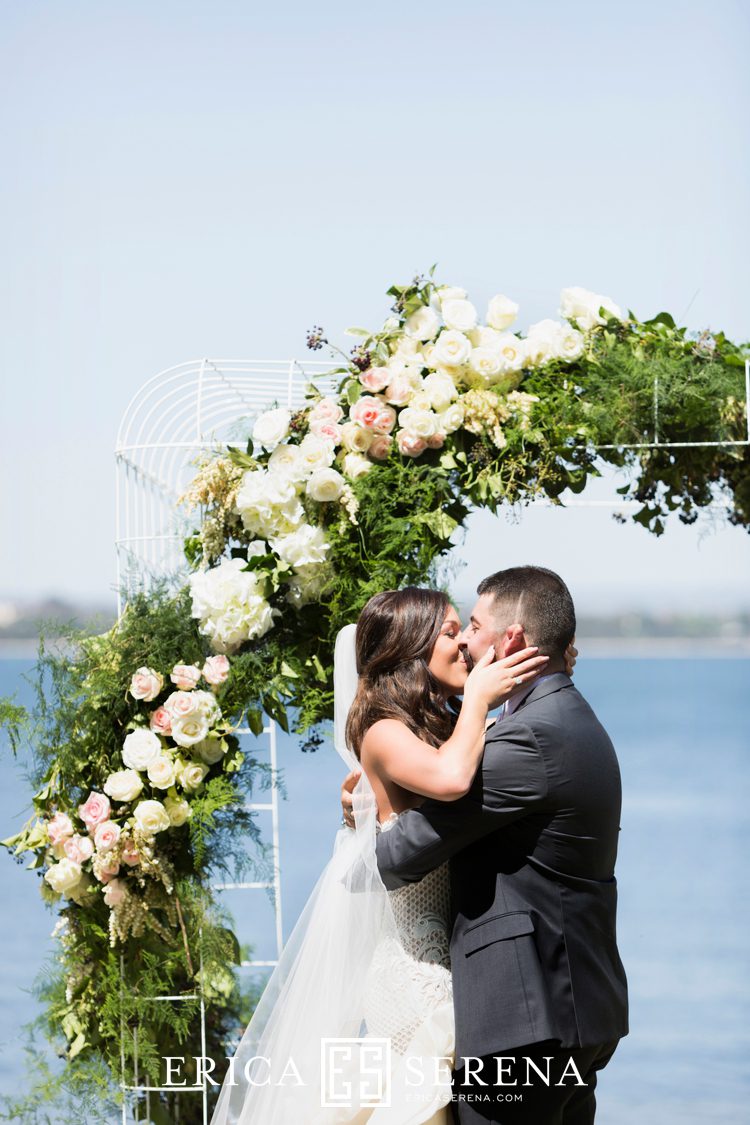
[341,769,360,829]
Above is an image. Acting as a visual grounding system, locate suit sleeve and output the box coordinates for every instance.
[375,720,548,889]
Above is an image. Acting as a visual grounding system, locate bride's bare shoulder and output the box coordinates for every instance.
[360,718,416,758]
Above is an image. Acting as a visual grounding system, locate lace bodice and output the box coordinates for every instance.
[363,812,453,1056]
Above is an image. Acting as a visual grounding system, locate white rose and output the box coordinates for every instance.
[441,298,477,332]
[557,326,585,361]
[298,433,336,475]
[422,372,458,412]
[104,769,144,803]
[393,336,421,357]
[340,421,373,453]
[435,285,467,302]
[177,761,210,792]
[404,305,441,341]
[525,319,565,366]
[432,330,472,368]
[468,347,503,382]
[486,294,519,331]
[272,524,330,568]
[122,729,162,772]
[559,286,623,331]
[267,443,307,482]
[164,796,191,827]
[133,799,171,834]
[436,402,465,434]
[397,407,439,439]
[495,334,526,372]
[341,452,373,479]
[468,325,503,352]
[146,754,178,789]
[252,408,291,449]
[171,713,210,749]
[44,858,83,895]
[193,736,227,765]
[191,689,222,721]
[306,468,345,502]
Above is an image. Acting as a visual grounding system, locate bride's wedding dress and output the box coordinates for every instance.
[359,813,455,1123]
[209,627,456,1124]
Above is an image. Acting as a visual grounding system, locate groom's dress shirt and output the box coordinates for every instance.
[374,672,629,1060]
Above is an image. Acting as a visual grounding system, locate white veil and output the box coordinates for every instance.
[209,624,453,1124]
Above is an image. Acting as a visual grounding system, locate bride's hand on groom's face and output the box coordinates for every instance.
[465,644,550,710]
[340,769,360,829]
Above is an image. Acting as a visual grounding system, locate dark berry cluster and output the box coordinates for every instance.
[306,326,327,351]
[350,346,372,372]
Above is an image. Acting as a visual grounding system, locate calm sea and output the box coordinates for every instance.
[0,656,748,1124]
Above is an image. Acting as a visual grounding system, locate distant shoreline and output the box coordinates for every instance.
[1,637,749,661]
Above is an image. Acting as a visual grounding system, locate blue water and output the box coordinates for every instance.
[1,657,748,1123]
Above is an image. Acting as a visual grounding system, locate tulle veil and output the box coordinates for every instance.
[209,623,452,1124]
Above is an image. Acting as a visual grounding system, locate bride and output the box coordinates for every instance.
[209,587,550,1125]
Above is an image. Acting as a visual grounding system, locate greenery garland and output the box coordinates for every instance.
[181,271,749,732]
[1,271,747,1121]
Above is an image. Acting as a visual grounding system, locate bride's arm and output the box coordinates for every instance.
[361,646,549,802]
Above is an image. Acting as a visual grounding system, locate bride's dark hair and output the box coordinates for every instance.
[345,587,457,759]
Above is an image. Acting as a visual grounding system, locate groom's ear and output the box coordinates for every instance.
[502,623,527,657]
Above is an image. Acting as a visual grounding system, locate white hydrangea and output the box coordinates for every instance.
[189,557,278,653]
[235,468,304,538]
[271,524,331,568]
[422,372,458,411]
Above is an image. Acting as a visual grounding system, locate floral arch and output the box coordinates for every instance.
[2,271,748,1123]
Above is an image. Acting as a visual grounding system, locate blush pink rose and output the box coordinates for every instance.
[170,664,202,690]
[129,667,164,702]
[164,690,199,718]
[350,396,397,434]
[426,432,446,449]
[308,397,344,425]
[359,367,391,393]
[47,811,74,845]
[78,791,111,830]
[309,419,343,445]
[385,377,417,406]
[94,820,121,852]
[121,844,141,867]
[64,833,95,864]
[202,655,230,686]
[397,431,428,458]
[103,878,127,906]
[96,855,121,883]
[149,706,173,735]
[368,434,393,461]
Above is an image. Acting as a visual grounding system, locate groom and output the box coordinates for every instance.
[340,565,628,1124]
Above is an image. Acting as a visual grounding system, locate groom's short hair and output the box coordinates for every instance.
[477,565,576,658]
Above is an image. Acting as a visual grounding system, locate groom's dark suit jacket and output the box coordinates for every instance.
[374,673,629,1061]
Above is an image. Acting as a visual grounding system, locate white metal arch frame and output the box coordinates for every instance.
[115,358,336,1124]
[114,356,749,1122]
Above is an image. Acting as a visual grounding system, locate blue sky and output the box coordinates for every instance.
[1,0,749,611]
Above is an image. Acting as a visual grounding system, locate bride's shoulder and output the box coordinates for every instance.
[361,717,414,754]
